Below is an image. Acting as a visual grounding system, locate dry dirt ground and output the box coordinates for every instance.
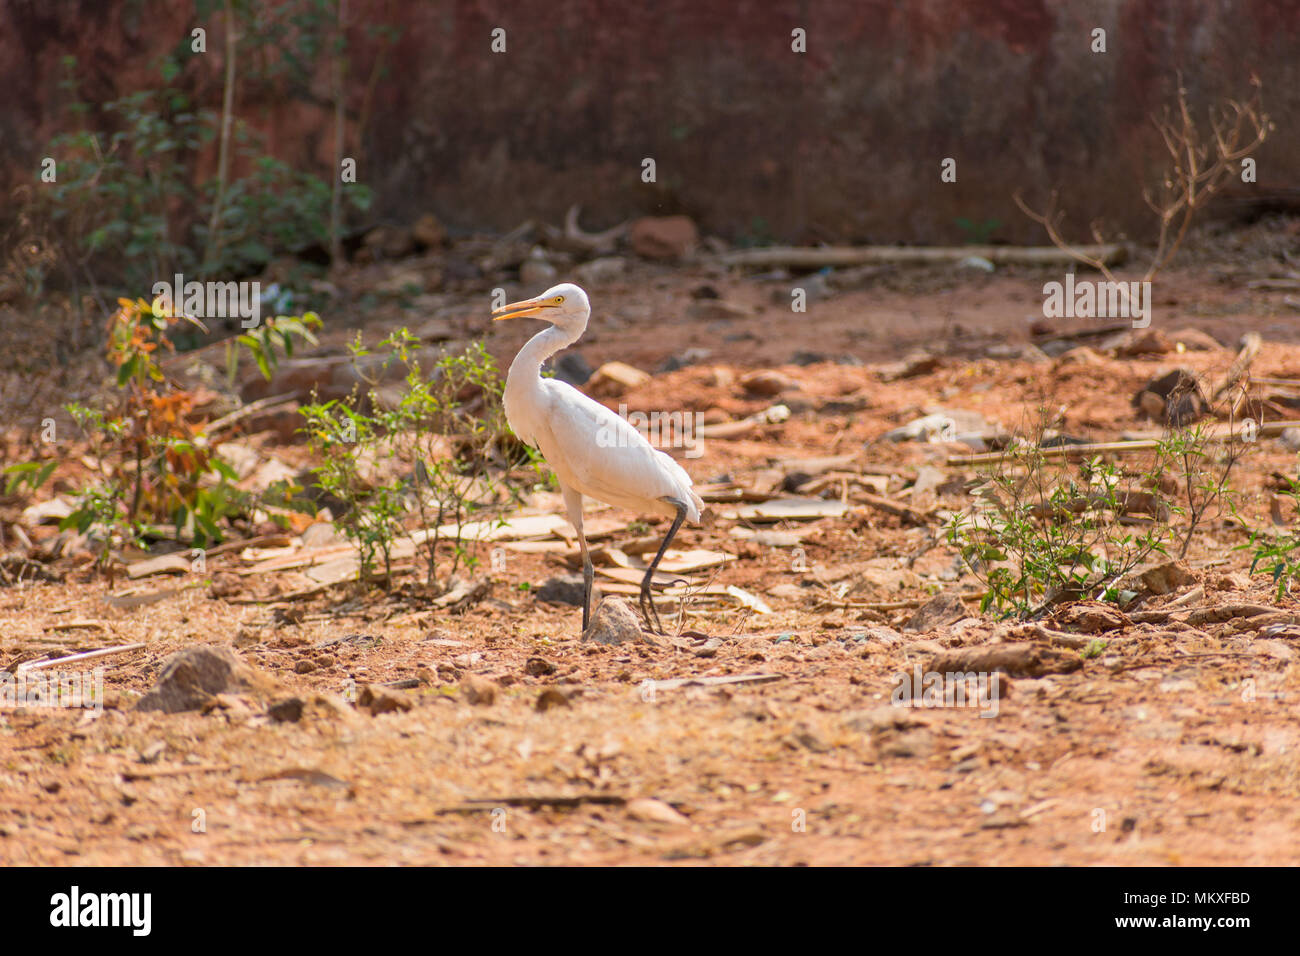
[2,221,1300,866]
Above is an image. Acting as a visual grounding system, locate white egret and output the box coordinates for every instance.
[493,282,704,633]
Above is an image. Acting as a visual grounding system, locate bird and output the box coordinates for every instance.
[493,282,704,634]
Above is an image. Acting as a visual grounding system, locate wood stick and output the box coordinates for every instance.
[16,642,147,672]
[203,392,299,437]
[720,243,1127,270]
[954,419,1300,466]
[1210,331,1262,402]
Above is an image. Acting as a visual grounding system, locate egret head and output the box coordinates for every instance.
[492,282,590,334]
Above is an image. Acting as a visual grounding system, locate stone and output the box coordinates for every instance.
[1168,327,1221,352]
[412,213,446,248]
[460,674,497,706]
[740,369,798,397]
[582,597,645,644]
[626,798,690,826]
[524,657,557,677]
[548,352,594,387]
[877,350,940,381]
[586,361,651,397]
[536,574,588,607]
[1114,328,1171,357]
[356,684,413,715]
[1056,601,1130,633]
[1132,369,1206,426]
[520,255,558,287]
[1140,560,1196,595]
[629,215,698,260]
[573,256,626,285]
[536,687,572,711]
[136,645,277,714]
[267,697,305,723]
[904,592,969,632]
[657,348,713,373]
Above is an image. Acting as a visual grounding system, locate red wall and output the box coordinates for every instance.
[4,0,1298,245]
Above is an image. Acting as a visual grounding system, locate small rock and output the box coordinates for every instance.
[657,347,713,373]
[626,798,690,826]
[136,645,277,714]
[739,369,798,397]
[905,592,969,633]
[412,213,446,248]
[692,637,724,658]
[1279,427,1300,452]
[862,626,904,647]
[536,574,588,607]
[1168,328,1221,352]
[877,350,940,382]
[520,255,558,287]
[573,256,626,285]
[536,687,572,711]
[1114,328,1171,357]
[267,697,305,723]
[524,657,556,677]
[958,255,995,273]
[1132,369,1206,426]
[356,684,413,715]
[294,659,318,675]
[548,352,594,387]
[629,215,698,260]
[301,522,342,548]
[582,597,645,645]
[460,674,496,706]
[1055,345,1106,365]
[1056,602,1130,633]
[1140,560,1196,595]
[586,361,651,397]
[20,497,74,527]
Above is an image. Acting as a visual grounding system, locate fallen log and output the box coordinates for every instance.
[953,419,1300,465]
[720,243,1127,270]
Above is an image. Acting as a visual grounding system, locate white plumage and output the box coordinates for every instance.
[494,282,702,632]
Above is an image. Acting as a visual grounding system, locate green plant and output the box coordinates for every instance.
[1162,419,1246,558]
[234,310,322,380]
[39,297,320,566]
[948,413,1177,618]
[299,333,536,590]
[954,217,1001,244]
[1244,473,1300,600]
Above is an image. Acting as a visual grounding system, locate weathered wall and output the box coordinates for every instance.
[3,0,1298,245]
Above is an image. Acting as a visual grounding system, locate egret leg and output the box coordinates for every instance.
[640,500,688,635]
[561,486,593,631]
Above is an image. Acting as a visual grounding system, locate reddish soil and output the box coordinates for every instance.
[2,220,1300,865]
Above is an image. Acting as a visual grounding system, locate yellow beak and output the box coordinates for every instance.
[492,297,555,321]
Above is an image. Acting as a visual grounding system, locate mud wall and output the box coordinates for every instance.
[3,0,1297,245]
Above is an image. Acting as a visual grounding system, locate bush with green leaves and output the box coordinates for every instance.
[1244,472,1300,600]
[299,333,537,590]
[3,297,321,569]
[32,33,370,303]
[948,412,1251,618]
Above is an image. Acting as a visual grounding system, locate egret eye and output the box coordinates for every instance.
[555,296,565,304]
